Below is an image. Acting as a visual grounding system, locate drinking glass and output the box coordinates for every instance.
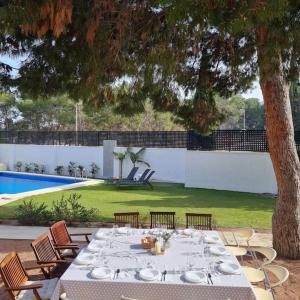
[113,224,119,235]
[186,255,195,271]
[198,236,205,257]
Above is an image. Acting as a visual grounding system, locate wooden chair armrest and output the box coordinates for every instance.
[54,244,79,249]
[38,260,66,264]
[69,232,91,242]
[25,263,56,271]
[8,283,43,291]
[69,233,92,236]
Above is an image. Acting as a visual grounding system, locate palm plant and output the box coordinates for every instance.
[113,151,127,178]
[126,147,150,168]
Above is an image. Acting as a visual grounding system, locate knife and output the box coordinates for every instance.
[163,270,167,281]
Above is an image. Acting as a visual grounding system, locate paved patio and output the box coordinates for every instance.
[0,225,272,246]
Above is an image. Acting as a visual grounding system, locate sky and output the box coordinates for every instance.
[1,55,264,101]
[241,81,263,101]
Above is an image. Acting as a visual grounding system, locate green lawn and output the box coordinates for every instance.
[0,183,275,229]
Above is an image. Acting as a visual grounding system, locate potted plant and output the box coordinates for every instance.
[90,163,100,178]
[68,161,77,177]
[126,147,150,167]
[77,165,85,177]
[40,165,46,174]
[54,165,64,176]
[24,163,32,173]
[32,163,40,173]
[113,151,127,178]
[14,161,22,172]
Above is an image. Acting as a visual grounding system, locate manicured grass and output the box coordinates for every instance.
[0,183,275,229]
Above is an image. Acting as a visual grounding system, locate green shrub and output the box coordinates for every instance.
[52,193,98,225]
[16,199,53,225]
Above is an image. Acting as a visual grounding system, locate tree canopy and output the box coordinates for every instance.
[2,0,300,258]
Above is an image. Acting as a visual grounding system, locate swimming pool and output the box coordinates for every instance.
[0,172,81,195]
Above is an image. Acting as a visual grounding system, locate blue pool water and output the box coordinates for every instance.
[0,172,81,194]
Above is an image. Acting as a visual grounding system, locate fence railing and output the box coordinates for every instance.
[0,130,187,148]
[0,130,299,152]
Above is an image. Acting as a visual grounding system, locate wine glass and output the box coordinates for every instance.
[125,223,131,236]
[113,224,119,235]
[186,255,195,271]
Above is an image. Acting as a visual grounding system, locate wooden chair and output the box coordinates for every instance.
[0,251,58,300]
[50,220,91,258]
[185,213,212,230]
[114,212,140,228]
[31,232,71,279]
[150,212,176,229]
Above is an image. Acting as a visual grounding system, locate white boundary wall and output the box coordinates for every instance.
[0,144,103,177]
[185,151,277,194]
[0,144,278,193]
[114,147,186,183]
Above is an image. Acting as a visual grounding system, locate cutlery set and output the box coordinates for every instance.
[161,270,167,281]
[113,269,120,280]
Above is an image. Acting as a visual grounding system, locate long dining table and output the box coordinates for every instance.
[51,228,257,300]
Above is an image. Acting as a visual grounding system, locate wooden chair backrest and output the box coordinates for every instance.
[31,231,60,263]
[186,213,212,230]
[150,212,176,229]
[114,212,140,228]
[50,221,72,246]
[0,252,28,299]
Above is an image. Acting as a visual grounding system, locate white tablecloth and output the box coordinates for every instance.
[51,229,256,300]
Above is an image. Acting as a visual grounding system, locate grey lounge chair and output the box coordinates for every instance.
[116,168,150,185]
[117,170,155,189]
[108,167,139,183]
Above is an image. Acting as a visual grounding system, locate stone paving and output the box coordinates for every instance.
[0,225,272,246]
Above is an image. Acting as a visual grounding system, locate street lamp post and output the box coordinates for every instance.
[75,103,80,145]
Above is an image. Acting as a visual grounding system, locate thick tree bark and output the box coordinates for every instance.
[259,66,300,259]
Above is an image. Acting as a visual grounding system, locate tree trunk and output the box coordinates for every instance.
[259,66,300,259]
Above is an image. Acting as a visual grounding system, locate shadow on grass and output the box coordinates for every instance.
[77,183,276,212]
[111,197,274,212]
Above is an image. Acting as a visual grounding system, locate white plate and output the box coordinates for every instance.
[95,230,109,240]
[149,229,160,236]
[184,271,206,283]
[115,227,129,234]
[87,240,106,252]
[204,236,220,244]
[139,268,160,281]
[183,229,194,236]
[208,246,229,256]
[74,253,95,265]
[91,267,112,279]
[219,262,241,275]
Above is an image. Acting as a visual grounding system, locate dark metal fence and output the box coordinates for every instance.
[187,130,269,152]
[0,130,187,148]
[0,130,299,152]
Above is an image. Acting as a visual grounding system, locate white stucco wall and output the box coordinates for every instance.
[114,147,186,183]
[0,143,278,193]
[0,144,103,177]
[185,151,277,193]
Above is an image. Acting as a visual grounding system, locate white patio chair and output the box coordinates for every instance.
[242,247,277,284]
[226,228,255,260]
[252,264,289,300]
